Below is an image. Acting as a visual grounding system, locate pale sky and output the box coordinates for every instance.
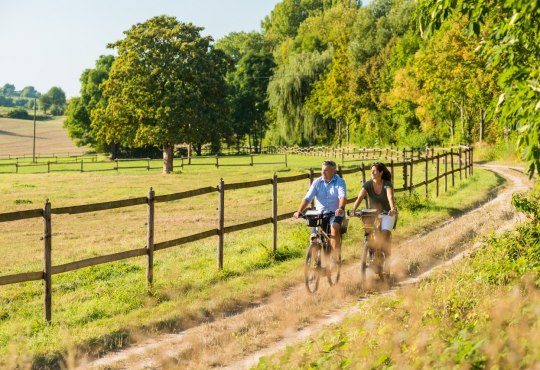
[0,0,282,98]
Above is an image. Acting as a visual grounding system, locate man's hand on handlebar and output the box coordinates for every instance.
[293,211,302,219]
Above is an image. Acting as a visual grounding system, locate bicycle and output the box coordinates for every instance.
[301,210,343,293]
[350,209,394,288]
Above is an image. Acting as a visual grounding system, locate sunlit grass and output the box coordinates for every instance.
[0,155,501,367]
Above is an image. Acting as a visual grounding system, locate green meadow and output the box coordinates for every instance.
[0,152,503,367]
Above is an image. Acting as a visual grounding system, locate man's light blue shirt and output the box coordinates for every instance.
[304,175,346,212]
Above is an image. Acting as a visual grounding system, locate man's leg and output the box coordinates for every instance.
[330,222,341,250]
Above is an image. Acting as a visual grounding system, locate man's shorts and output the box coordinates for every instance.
[311,214,344,234]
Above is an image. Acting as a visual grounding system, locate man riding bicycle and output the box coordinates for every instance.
[293,160,347,251]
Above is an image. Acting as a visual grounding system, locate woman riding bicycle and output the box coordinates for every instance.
[351,162,397,256]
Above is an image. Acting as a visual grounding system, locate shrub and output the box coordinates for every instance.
[7,108,30,119]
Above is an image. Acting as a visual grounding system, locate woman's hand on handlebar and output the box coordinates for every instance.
[388,208,397,216]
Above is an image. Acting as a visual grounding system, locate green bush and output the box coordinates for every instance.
[7,108,30,119]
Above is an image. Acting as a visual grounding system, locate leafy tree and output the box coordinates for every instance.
[216,31,275,152]
[92,16,230,173]
[38,94,52,113]
[64,55,115,153]
[267,50,332,145]
[229,50,275,152]
[214,32,269,64]
[39,86,66,114]
[0,83,16,96]
[416,0,540,175]
[20,86,38,98]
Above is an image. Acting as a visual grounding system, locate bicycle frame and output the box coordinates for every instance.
[352,209,392,287]
[302,210,342,292]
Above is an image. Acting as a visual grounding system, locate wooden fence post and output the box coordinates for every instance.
[402,161,407,194]
[250,155,254,167]
[444,152,448,192]
[217,178,225,270]
[359,163,367,208]
[272,173,278,253]
[450,148,455,187]
[216,155,219,168]
[424,154,429,198]
[409,160,414,195]
[390,159,394,185]
[309,168,315,209]
[470,147,474,176]
[284,154,288,167]
[146,188,155,286]
[436,155,440,197]
[463,147,468,179]
[458,147,463,181]
[43,200,52,322]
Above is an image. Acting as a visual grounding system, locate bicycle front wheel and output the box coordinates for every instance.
[359,239,369,287]
[304,243,320,293]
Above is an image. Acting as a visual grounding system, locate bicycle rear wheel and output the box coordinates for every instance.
[304,243,320,293]
[327,245,341,286]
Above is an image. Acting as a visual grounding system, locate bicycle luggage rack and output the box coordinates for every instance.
[304,209,323,227]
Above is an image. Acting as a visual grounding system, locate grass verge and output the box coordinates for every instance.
[255,184,540,369]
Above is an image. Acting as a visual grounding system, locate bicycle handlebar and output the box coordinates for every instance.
[299,210,336,219]
[349,209,388,217]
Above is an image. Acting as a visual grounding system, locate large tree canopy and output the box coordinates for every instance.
[92,16,230,173]
[416,0,540,176]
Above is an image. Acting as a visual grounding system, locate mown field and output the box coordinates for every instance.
[0,116,87,157]
[0,150,504,368]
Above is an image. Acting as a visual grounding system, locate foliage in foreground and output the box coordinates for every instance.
[255,185,540,369]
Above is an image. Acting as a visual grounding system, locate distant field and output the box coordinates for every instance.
[0,116,88,157]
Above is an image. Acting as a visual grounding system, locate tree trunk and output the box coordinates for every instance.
[162,144,173,174]
[109,143,118,160]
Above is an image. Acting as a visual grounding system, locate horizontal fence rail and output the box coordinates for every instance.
[0,147,473,321]
[0,153,288,174]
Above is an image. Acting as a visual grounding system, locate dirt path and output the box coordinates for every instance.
[76,164,531,370]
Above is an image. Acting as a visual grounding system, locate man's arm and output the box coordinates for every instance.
[335,178,347,216]
[293,198,311,219]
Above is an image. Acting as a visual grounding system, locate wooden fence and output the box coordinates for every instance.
[0,154,288,174]
[0,147,473,321]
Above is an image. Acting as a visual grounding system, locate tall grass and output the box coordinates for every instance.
[255,184,540,369]
[0,156,501,368]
